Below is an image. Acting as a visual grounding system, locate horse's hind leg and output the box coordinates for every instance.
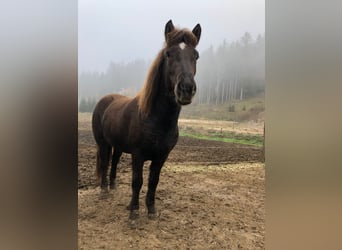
[109,149,122,189]
[97,144,112,192]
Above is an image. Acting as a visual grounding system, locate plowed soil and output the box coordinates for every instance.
[78,116,265,249]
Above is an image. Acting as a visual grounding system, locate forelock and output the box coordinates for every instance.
[165,28,198,48]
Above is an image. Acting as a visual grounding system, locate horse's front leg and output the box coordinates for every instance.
[146,157,166,218]
[127,152,144,219]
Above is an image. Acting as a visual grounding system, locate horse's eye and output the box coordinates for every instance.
[165,50,171,58]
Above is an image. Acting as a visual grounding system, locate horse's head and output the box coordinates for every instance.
[164,20,201,105]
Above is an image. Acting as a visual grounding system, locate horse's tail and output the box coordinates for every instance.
[92,95,115,180]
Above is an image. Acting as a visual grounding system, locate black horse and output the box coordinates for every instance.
[92,20,201,219]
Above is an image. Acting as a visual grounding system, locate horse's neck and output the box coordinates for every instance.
[150,79,181,128]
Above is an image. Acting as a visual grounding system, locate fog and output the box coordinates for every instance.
[78,0,265,107]
[79,0,264,72]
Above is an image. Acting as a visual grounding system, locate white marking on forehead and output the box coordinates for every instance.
[179,42,186,50]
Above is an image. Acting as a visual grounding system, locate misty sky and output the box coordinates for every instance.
[79,0,264,73]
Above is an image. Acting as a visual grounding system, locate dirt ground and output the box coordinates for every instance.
[78,114,265,249]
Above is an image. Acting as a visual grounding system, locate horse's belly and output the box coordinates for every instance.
[104,122,178,160]
[107,135,133,154]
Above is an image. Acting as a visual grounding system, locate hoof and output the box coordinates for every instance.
[99,188,109,199]
[129,210,139,220]
[147,205,156,215]
[148,212,158,220]
[147,206,158,220]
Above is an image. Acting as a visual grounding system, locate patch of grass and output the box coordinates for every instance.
[181,96,265,122]
[179,130,263,147]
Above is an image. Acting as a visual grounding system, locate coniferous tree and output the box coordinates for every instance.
[79,33,265,105]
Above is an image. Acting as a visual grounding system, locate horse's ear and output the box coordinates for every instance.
[165,20,174,40]
[192,24,201,43]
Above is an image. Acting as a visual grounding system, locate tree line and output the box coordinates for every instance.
[79,32,264,111]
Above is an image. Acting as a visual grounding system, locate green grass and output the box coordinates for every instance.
[179,130,264,147]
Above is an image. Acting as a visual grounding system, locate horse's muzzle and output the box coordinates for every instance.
[175,81,196,105]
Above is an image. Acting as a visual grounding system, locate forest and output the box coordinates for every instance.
[78,32,264,111]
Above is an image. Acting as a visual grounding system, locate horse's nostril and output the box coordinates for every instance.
[178,82,196,96]
[177,82,184,93]
[187,85,197,95]
[179,83,196,95]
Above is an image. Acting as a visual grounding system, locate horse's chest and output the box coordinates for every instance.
[142,129,178,157]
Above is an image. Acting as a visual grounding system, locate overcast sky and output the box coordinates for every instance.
[78,0,264,73]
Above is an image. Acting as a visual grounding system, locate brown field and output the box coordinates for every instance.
[178,118,264,137]
[78,113,265,249]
